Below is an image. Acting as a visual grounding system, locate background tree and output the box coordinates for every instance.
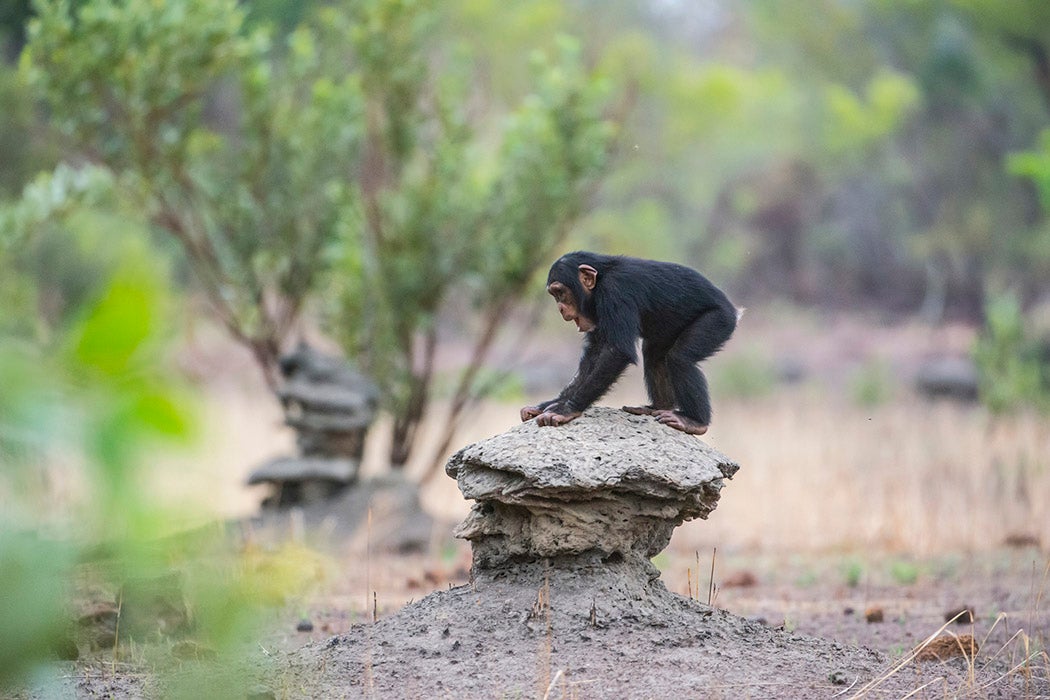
[22,0,616,471]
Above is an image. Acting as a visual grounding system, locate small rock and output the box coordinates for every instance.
[944,606,975,624]
[914,356,978,401]
[722,570,757,588]
[843,606,855,616]
[296,619,314,633]
[1003,533,1040,549]
[828,670,850,686]
[864,607,884,623]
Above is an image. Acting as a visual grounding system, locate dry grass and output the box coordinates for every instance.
[151,375,1050,557]
[691,390,1050,554]
[147,309,1050,556]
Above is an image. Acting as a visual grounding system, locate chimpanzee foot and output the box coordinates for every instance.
[535,410,582,427]
[652,410,708,436]
[622,405,657,416]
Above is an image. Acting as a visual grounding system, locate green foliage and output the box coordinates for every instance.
[0,228,318,691]
[22,0,366,382]
[823,70,921,158]
[0,241,187,685]
[22,0,248,168]
[0,61,57,198]
[888,559,919,585]
[321,21,615,463]
[850,359,894,408]
[794,568,818,588]
[478,37,614,295]
[712,352,778,399]
[0,165,152,340]
[1009,129,1050,210]
[24,0,615,466]
[973,291,1050,414]
[841,558,864,588]
[0,532,74,689]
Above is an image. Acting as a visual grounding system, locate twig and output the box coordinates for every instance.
[542,669,565,700]
[708,547,717,606]
[898,676,947,698]
[111,588,124,675]
[366,505,373,623]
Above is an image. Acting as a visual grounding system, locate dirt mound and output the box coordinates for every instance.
[277,558,899,698]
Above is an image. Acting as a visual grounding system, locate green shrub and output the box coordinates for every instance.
[889,560,919,585]
[973,292,1050,414]
[850,359,893,407]
[713,352,778,399]
[841,558,864,588]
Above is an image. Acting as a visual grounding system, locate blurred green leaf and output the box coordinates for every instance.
[69,270,157,377]
[0,531,73,689]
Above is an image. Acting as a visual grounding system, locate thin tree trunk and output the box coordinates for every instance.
[389,326,438,468]
[420,298,513,481]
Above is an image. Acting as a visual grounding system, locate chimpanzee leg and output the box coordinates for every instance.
[643,340,676,409]
[665,306,737,427]
[623,340,675,415]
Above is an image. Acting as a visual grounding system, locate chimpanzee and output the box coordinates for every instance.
[520,251,738,435]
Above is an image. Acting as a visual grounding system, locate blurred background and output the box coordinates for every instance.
[2,0,1049,691]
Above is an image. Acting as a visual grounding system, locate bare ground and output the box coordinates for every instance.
[18,533,1044,700]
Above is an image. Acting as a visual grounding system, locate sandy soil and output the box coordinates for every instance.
[16,528,1042,700]
[260,554,1046,699]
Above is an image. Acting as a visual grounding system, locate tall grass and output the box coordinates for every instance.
[690,390,1050,554]
[408,386,1049,555]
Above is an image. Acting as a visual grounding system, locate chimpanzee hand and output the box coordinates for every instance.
[534,410,582,427]
[520,405,545,422]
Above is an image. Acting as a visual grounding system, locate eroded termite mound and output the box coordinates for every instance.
[446,406,738,593]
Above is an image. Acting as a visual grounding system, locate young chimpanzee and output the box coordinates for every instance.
[520,251,738,435]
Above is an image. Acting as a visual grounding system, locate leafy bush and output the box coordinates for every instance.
[23,0,617,471]
[841,558,864,588]
[972,291,1049,414]
[0,236,313,692]
[888,559,919,586]
[712,352,779,399]
[850,359,894,408]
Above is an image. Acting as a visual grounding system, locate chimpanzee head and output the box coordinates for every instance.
[546,253,598,332]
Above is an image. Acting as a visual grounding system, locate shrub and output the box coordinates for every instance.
[973,291,1050,414]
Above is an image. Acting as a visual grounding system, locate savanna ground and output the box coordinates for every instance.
[19,309,1050,698]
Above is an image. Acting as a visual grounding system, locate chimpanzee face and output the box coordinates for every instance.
[547,281,595,332]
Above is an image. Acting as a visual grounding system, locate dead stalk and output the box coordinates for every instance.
[542,669,565,700]
[366,505,372,622]
[708,547,717,607]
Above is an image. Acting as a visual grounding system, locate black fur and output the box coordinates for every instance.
[541,251,737,426]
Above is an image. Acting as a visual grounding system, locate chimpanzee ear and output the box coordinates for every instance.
[578,264,597,292]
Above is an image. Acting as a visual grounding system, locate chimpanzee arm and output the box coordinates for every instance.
[546,334,633,415]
